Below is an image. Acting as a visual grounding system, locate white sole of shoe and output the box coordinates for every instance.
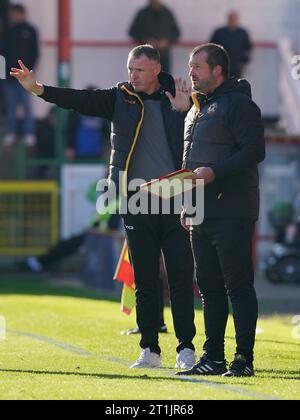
[130,364,162,369]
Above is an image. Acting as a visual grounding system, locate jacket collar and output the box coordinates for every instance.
[120,71,176,100]
[191,77,252,109]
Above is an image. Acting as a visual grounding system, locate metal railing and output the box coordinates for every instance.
[0,181,59,256]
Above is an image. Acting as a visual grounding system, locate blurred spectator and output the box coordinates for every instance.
[66,86,110,161]
[210,11,252,78]
[0,0,9,115]
[128,0,181,73]
[0,0,8,54]
[2,3,39,147]
[269,202,294,243]
[20,184,121,276]
[34,106,56,179]
[0,0,9,41]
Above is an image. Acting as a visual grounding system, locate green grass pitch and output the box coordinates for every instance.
[0,280,299,400]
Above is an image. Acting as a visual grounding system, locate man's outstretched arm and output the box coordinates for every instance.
[10,60,116,121]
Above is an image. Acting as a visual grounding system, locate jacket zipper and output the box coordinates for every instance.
[120,86,145,196]
[186,93,202,166]
[189,94,223,200]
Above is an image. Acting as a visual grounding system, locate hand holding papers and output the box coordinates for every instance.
[138,169,204,226]
[140,169,196,200]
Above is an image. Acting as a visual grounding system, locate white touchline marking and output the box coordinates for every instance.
[7,329,283,400]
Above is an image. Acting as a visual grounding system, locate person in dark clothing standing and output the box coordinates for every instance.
[129,0,181,73]
[0,0,9,52]
[10,45,196,371]
[170,43,265,377]
[0,0,9,42]
[2,3,39,147]
[21,199,121,274]
[34,106,56,179]
[210,11,252,78]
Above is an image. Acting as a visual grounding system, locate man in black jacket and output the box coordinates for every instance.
[129,0,181,73]
[10,45,196,371]
[173,43,265,377]
[210,11,252,78]
[1,3,39,147]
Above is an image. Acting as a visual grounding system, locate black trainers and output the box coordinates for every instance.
[175,354,227,376]
[223,354,255,377]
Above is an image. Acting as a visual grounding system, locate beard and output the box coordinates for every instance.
[192,75,214,94]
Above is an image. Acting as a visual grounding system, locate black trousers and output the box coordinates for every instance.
[158,272,166,328]
[122,213,196,355]
[191,219,258,364]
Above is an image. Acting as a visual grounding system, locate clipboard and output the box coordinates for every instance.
[139,169,195,199]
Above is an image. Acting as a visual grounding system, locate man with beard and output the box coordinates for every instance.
[168,43,265,377]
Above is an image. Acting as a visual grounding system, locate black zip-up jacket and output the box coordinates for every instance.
[2,22,39,79]
[183,78,265,220]
[40,72,186,194]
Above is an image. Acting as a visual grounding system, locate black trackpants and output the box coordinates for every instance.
[122,212,196,355]
[158,272,166,328]
[191,219,258,364]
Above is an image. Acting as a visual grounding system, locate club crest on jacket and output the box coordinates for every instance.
[207,103,218,114]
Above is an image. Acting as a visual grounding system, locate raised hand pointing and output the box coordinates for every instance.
[10,60,44,96]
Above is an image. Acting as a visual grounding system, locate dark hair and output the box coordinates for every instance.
[129,44,160,63]
[10,4,26,14]
[191,43,230,78]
